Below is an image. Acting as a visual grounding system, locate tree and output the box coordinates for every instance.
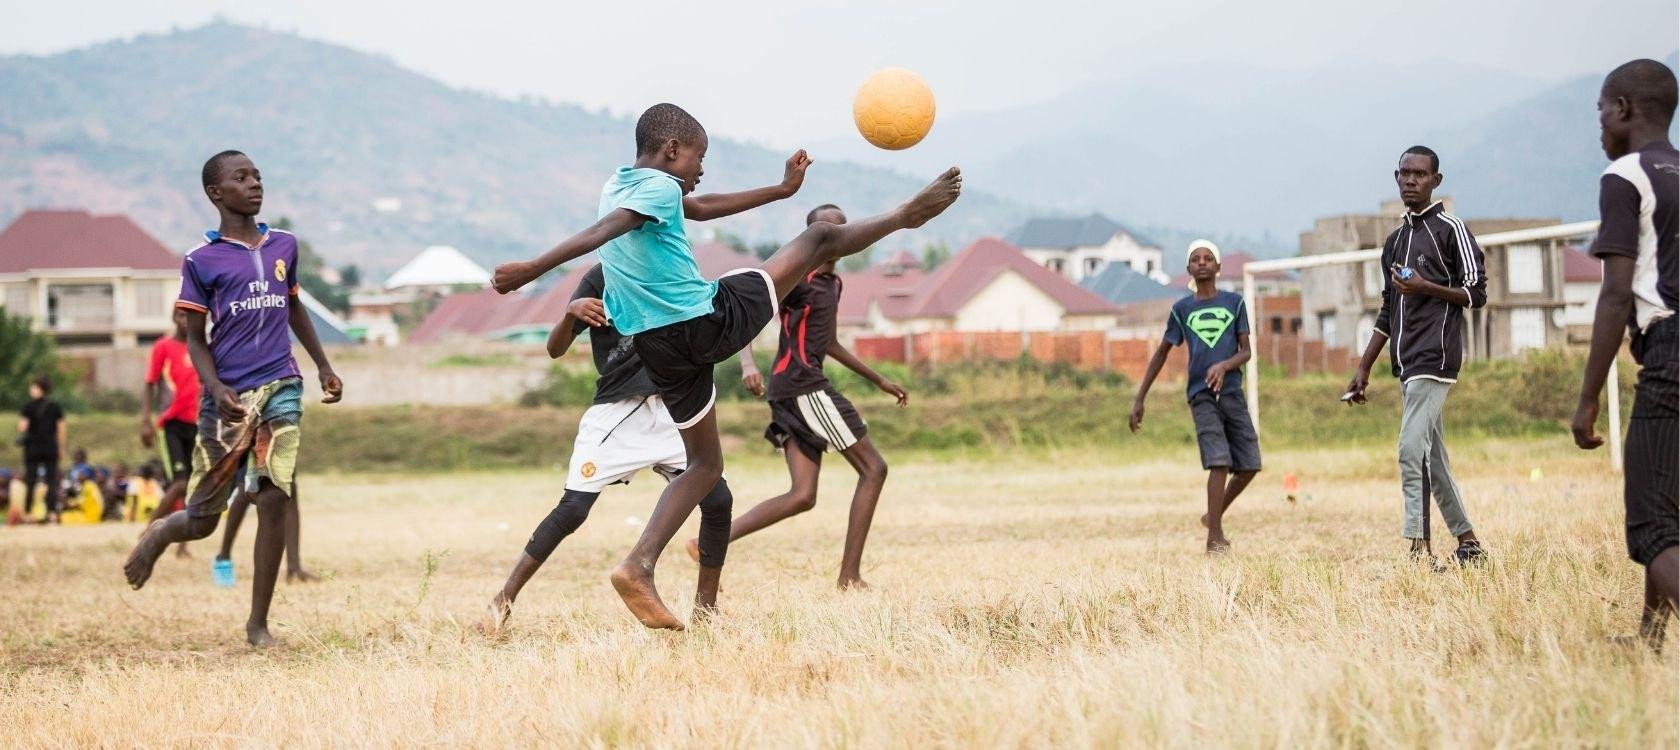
[339,264,363,290]
[752,241,780,261]
[0,309,72,411]
[921,240,952,270]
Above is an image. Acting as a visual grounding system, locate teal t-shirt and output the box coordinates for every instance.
[596,167,717,335]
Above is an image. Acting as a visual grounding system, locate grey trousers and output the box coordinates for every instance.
[1399,378,1473,539]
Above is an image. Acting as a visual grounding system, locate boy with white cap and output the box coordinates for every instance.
[1129,240,1262,554]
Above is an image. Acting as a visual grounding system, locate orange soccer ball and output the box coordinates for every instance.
[852,68,937,150]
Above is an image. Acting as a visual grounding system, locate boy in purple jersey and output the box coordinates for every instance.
[1572,59,1679,652]
[123,150,344,647]
[493,104,960,629]
[693,204,907,590]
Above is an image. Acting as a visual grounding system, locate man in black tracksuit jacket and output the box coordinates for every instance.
[1346,146,1489,566]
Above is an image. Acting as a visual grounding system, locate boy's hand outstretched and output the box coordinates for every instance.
[1128,401,1145,433]
[782,150,812,196]
[320,370,344,404]
[491,261,535,294]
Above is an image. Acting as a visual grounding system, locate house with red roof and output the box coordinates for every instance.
[0,209,184,349]
[861,238,1118,334]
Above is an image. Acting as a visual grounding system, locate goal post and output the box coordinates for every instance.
[1239,220,1619,472]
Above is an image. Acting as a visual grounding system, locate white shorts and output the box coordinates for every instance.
[564,395,688,493]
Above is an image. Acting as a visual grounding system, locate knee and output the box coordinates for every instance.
[554,490,598,525]
[183,514,220,540]
[864,455,889,484]
[699,479,734,517]
[802,221,842,254]
[1397,442,1428,467]
[686,457,724,487]
[790,488,818,514]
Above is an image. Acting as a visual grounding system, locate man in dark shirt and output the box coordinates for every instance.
[16,376,66,522]
[1344,146,1489,567]
[1571,58,1679,652]
[715,204,909,590]
[481,264,735,635]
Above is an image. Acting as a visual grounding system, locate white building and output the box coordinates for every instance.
[864,238,1118,334]
[1006,213,1166,284]
[384,245,492,292]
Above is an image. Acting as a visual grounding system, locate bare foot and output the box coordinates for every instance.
[1206,539,1232,556]
[478,596,513,639]
[900,167,963,228]
[684,538,701,564]
[124,519,169,589]
[838,576,871,591]
[246,622,276,648]
[286,569,321,584]
[609,562,684,631]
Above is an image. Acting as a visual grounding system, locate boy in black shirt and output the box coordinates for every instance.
[1571,59,1679,651]
[481,264,735,635]
[704,204,908,590]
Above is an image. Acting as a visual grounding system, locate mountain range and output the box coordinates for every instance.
[0,23,1032,273]
[0,24,1672,273]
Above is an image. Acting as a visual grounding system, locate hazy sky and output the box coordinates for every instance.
[3,0,1676,147]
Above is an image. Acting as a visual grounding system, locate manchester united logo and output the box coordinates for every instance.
[274,259,288,282]
[581,461,597,478]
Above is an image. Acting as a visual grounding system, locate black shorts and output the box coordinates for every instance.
[160,419,195,482]
[764,386,868,463]
[1625,315,1678,567]
[633,269,777,428]
[1189,391,1262,472]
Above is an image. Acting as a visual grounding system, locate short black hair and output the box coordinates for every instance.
[1399,145,1439,173]
[806,203,843,225]
[30,374,50,395]
[201,149,247,188]
[1604,59,1678,126]
[635,104,706,156]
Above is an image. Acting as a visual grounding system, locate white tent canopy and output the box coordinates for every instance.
[384,245,491,290]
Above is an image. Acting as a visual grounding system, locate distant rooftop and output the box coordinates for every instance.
[1005,212,1158,250]
[0,209,180,274]
[1081,262,1180,305]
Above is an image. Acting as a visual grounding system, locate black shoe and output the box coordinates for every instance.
[1453,541,1487,567]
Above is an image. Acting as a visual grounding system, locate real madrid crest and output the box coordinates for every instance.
[274,258,287,282]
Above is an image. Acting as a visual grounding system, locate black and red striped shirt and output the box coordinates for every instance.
[767,271,842,400]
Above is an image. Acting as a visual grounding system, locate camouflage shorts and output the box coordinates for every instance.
[184,377,303,518]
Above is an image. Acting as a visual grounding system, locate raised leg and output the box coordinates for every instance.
[758,168,961,300]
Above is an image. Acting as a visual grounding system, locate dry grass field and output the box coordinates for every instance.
[1,438,1674,747]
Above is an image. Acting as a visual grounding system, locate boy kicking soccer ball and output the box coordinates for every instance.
[1129,240,1261,554]
[481,264,735,634]
[493,103,961,629]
